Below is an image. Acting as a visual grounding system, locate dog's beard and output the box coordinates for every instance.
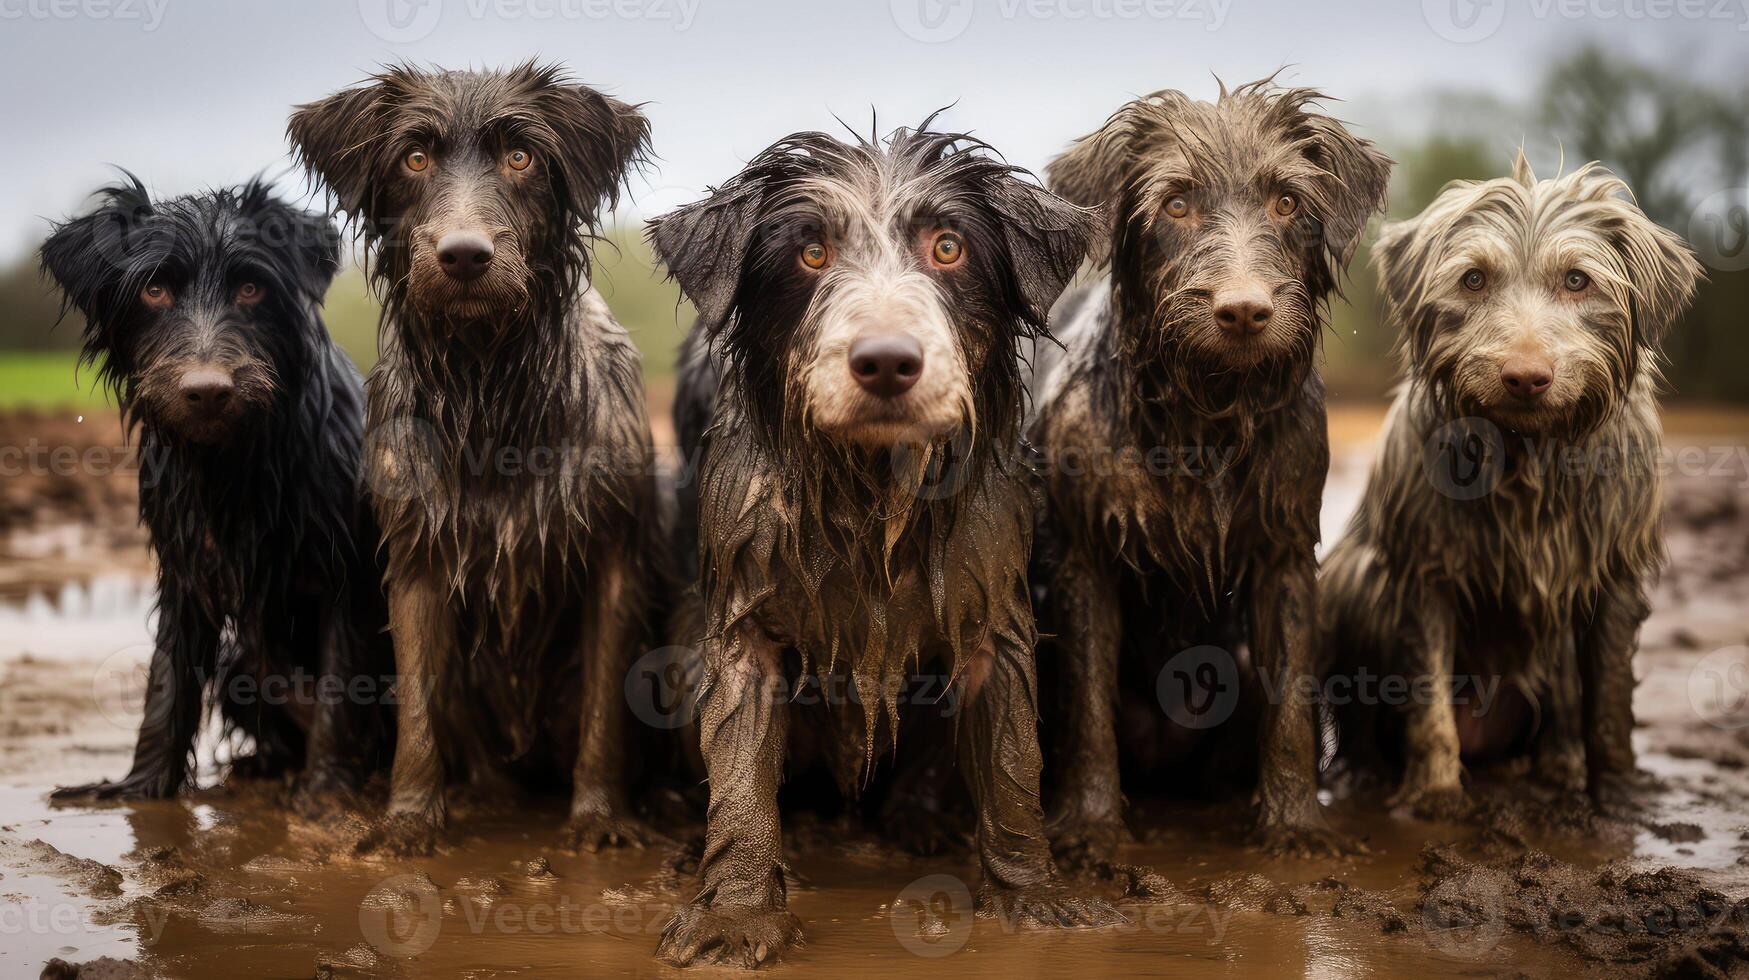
[403,237,534,320]
[133,361,274,446]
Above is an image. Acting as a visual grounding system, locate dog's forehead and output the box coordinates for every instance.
[394,70,542,140]
[1437,177,1629,271]
[1133,95,1318,192]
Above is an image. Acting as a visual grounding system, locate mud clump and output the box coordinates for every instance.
[38,957,148,980]
[1415,844,1749,972]
[0,836,123,897]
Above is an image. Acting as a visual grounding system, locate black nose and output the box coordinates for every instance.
[848,334,924,399]
[437,232,495,282]
[179,369,234,414]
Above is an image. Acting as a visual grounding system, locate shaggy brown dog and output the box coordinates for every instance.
[1321,154,1701,812]
[288,62,661,855]
[1028,80,1392,857]
[651,122,1121,967]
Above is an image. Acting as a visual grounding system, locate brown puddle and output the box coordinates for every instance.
[3,422,1749,978]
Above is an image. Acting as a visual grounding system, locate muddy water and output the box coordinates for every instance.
[5,429,1749,978]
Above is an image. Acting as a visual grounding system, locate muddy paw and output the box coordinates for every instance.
[1254,821,1363,858]
[976,882,1128,930]
[356,811,441,858]
[562,810,662,853]
[654,902,804,968]
[51,772,176,802]
[1047,812,1132,867]
[1388,783,1472,822]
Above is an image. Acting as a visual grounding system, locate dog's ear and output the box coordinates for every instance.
[648,185,761,333]
[530,79,651,225]
[288,79,396,213]
[1369,215,1422,315]
[238,180,344,303]
[40,176,157,325]
[1047,94,1187,267]
[988,176,1099,328]
[1301,112,1393,268]
[1607,203,1703,348]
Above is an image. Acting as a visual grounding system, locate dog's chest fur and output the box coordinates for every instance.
[366,288,652,677]
[698,418,1034,743]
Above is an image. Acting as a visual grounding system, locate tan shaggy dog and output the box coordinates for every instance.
[1321,153,1702,814]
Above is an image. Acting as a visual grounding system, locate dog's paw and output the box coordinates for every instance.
[562,809,663,853]
[1253,820,1364,859]
[1387,782,1472,822]
[356,812,441,858]
[1047,810,1132,867]
[654,902,804,968]
[51,772,176,802]
[976,882,1128,929]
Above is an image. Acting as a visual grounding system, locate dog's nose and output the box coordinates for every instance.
[1501,357,1554,401]
[848,334,924,399]
[436,232,495,281]
[179,369,234,413]
[1212,288,1274,335]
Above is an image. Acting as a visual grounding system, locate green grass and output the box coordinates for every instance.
[0,350,112,410]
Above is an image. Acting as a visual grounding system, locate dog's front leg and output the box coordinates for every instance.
[1248,552,1351,855]
[358,570,452,857]
[295,598,371,814]
[564,551,660,851]
[1045,545,1130,862]
[960,634,1126,929]
[1390,595,1469,819]
[1580,580,1649,802]
[54,582,215,801]
[1531,630,1588,797]
[655,627,801,968]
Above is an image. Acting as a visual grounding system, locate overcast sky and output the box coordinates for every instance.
[0,0,1741,263]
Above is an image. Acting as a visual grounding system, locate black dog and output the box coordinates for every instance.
[41,176,390,803]
[1028,81,1392,856]
[651,122,1120,968]
[289,63,663,855]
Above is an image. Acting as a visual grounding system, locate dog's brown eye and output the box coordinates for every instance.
[1165,195,1190,219]
[1563,270,1590,292]
[931,232,965,267]
[141,283,173,309]
[405,149,430,173]
[1462,268,1487,292]
[235,282,263,305]
[800,242,829,270]
[1273,194,1298,217]
[506,149,532,172]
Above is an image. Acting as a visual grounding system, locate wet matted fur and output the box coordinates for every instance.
[40,177,391,803]
[651,121,1120,967]
[1320,154,1701,812]
[288,62,662,855]
[1028,80,1393,857]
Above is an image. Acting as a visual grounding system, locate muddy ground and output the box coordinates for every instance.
[2,405,1748,979]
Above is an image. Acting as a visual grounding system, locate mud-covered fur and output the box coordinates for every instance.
[288,63,662,855]
[1320,155,1701,811]
[40,177,390,803]
[1028,81,1392,857]
[652,123,1118,968]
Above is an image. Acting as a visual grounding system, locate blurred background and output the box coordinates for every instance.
[0,0,1745,409]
